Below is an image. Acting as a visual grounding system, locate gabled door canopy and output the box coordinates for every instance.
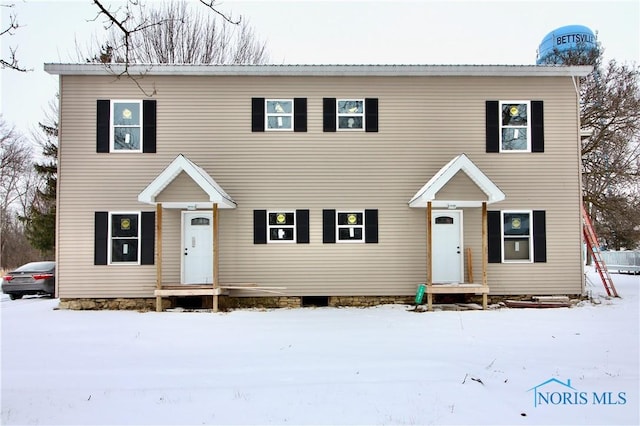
[409,153,505,208]
[138,154,237,209]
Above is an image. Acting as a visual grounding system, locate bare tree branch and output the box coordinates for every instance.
[542,41,640,248]
[199,0,241,25]
[0,4,29,72]
[0,119,32,210]
[82,0,266,96]
[580,61,640,249]
[87,0,257,95]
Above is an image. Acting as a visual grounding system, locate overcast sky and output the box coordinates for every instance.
[1,0,639,139]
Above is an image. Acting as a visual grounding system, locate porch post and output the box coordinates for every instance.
[482,201,488,309]
[212,203,219,312]
[426,201,433,311]
[156,203,163,312]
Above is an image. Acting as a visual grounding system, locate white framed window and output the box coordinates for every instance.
[501,210,533,262]
[337,99,364,131]
[267,211,296,243]
[108,212,141,264]
[111,100,143,152]
[500,101,530,152]
[336,211,365,242]
[265,99,293,131]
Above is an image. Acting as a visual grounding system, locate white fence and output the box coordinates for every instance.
[600,251,640,274]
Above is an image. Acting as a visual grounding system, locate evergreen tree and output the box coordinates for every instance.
[23,104,57,258]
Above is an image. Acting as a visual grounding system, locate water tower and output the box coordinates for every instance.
[536,25,597,64]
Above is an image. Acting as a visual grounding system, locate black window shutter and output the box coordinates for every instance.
[94,211,108,265]
[323,209,336,243]
[294,98,307,132]
[533,210,547,263]
[252,98,265,132]
[486,101,499,153]
[323,98,336,132]
[296,209,310,243]
[142,100,157,153]
[531,101,544,152]
[96,100,110,153]
[253,210,267,244]
[364,209,379,243]
[487,210,502,263]
[365,98,379,132]
[140,211,155,265]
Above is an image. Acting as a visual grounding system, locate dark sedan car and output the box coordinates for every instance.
[2,261,55,300]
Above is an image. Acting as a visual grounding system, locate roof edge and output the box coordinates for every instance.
[44,63,594,77]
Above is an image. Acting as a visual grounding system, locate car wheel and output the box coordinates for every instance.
[9,294,23,300]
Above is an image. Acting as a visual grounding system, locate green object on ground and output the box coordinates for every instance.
[415,283,426,304]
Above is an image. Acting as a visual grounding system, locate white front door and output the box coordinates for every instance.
[432,210,463,283]
[182,212,213,284]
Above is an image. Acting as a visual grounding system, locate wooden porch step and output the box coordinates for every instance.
[422,283,490,311]
[425,284,490,295]
[154,286,228,297]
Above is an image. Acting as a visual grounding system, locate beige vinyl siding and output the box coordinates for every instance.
[435,171,489,202]
[56,74,583,298]
[156,172,210,202]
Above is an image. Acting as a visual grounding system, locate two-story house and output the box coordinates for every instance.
[44,63,592,311]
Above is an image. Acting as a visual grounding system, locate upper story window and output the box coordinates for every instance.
[337,100,364,130]
[268,211,296,242]
[252,98,307,132]
[500,101,530,152]
[96,99,156,153]
[486,100,543,153]
[112,101,142,152]
[109,212,141,264]
[265,100,294,131]
[323,98,378,132]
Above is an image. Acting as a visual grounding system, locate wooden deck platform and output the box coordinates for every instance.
[154,285,228,297]
[425,283,490,311]
[154,283,286,312]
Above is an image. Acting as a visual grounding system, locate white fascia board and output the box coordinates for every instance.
[156,202,226,210]
[409,154,505,208]
[429,200,488,208]
[410,155,461,205]
[44,63,593,77]
[138,154,237,208]
[181,156,236,207]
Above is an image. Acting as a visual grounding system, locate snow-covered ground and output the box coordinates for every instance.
[1,269,638,425]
